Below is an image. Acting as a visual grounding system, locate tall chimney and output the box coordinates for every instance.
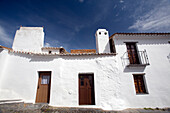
[95,29,110,53]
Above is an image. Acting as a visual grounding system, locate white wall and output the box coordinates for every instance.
[0,51,123,110]
[113,34,170,109]
[0,33,170,110]
[12,27,44,53]
[0,49,9,85]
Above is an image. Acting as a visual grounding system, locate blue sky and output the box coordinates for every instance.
[0,0,170,52]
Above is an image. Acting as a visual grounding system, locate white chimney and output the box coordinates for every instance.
[95,29,110,53]
[12,27,44,53]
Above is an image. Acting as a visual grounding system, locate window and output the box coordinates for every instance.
[133,74,147,94]
[41,75,50,84]
[60,48,65,54]
[49,51,52,54]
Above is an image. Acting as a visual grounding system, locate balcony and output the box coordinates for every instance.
[121,50,150,67]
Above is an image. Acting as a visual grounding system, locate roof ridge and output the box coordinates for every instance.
[110,32,170,39]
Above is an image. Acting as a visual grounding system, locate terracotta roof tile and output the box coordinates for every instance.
[110,32,170,39]
[42,47,62,50]
[8,50,116,56]
[71,49,96,53]
[0,46,12,50]
[61,53,116,56]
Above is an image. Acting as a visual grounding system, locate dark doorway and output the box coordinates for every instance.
[79,73,95,105]
[36,71,51,103]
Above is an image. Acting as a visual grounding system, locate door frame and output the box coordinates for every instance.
[78,73,95,105]
[35,71,52,103]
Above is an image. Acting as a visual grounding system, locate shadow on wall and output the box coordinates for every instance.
[123,66,146,73]
[30,56,58,62]
[167,53,170,63]
[103,41,110,53]
[9,52,57,62]
[0,49,3,53]
[9,52,115,62]
[61,55,114,60]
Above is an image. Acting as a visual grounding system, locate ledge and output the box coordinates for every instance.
[127,64,150,67]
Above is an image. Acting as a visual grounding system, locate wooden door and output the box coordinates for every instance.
[36,72,51,103]
[79,74,95,105]
[126,43,140,64]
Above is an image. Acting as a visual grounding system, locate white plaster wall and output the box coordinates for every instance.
[0,52,62,102]
[12,27,44,53]
[50,55,121,110]
[0,52,123,110]
[113,35,170,109]
[0,34,170,110]
[0,49,9,86]
[95,29,110,53]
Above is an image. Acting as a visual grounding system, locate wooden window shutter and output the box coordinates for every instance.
[133,74,147,94]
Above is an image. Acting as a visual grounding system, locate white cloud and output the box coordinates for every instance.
[79,0,84,3]
[44,43,51,47]
[129,1,170,32]
[120,0,124,3]
[114,5,117,9]
[45,39,69,51]
[0,25,13,45]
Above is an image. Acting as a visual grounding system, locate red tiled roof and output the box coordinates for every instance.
[71,49,96,53]
[61,53,116,56]
[0,46,12,50]
[42,47,63,50]
[110,32,170,39]
[8,50,116,56]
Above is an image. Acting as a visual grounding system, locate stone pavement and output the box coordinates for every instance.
[0,102,170,113]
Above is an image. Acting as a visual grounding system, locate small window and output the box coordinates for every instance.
[104,32,107,35]
[99,32,101,35]
[60,48,65,54]
[133,74,147,94]
[49,51,52,54]
[41,75,50,84]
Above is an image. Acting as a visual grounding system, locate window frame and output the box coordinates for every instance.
[133,74,148,95]
[125,42,141,65]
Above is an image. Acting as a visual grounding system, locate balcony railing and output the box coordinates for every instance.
[121,50,150,67]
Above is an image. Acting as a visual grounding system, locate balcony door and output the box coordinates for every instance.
[126,43,140,64]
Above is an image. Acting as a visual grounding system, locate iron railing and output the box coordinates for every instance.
[121,49,149,67]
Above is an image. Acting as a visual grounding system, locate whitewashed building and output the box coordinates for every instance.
[0,27,170,110]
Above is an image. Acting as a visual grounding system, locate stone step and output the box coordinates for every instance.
[0,102,46,113]
[0,99,23,104]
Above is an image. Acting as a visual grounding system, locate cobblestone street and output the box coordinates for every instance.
[0,103,170,113]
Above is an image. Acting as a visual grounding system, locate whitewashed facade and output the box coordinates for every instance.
[0,27,170,110]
